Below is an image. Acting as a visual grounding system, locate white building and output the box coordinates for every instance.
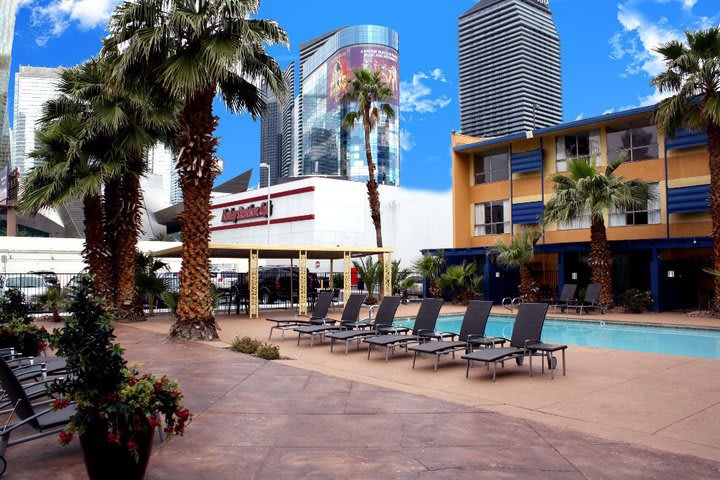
[12,66,61,177]
[209,177,452,269]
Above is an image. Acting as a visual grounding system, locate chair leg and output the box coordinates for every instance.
[412,352,417,369]
[549,352,555,380]
[529,353,533,377]
[367,344,372,360]
[465,359,471,378]
[492,362,497,382]
[434,354,439,372]
[269,326,274,341]
[562,349,566,376]
[330,339,335,352]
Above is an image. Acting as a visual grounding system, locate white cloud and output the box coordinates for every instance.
[400,129,416,152]
[575,113,584,121]
[400,69,452,114]
[22,0,120,46]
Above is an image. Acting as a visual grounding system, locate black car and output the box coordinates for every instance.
[28,270,59,287]
[229,266,319,305]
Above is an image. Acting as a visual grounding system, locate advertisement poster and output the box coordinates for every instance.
[327,45,399,110]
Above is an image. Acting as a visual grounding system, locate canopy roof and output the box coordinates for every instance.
[151,243,392,260]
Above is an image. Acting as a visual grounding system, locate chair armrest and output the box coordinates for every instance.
[524,339,542,349]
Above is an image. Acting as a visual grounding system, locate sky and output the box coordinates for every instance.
[7,0,720,192]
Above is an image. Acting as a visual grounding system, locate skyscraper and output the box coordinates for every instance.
[458,0,561,138]
[12,66,62,178]
[259,62,295,187]
[298,25,400,186]
[0,0,18,168]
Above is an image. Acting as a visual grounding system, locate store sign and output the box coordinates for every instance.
[221,201,273,224]
[327,45,399,110]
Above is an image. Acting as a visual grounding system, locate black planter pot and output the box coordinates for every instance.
[79,421,154,480]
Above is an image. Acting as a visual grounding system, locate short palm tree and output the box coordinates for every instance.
[136,252,169,316]
[412,251,445,298]
[107,0,288,339]
[353,257,382,304]
[342,68,396,298]
[492,228,540,301]
[543,158,652,306]
[651,26,720,304]
[36,287,66,322]
[438,262,476,304]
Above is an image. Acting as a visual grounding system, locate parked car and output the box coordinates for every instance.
[211,271,239,291]
[159,272,180,293]
[229,266,319,305]
[28,270,59,287]
[1,274,49,303]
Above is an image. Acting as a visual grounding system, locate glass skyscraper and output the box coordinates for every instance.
[459,0,562,137]
[299,25,400,186]
[0,0,18,168]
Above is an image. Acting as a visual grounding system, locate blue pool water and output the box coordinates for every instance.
[394,315,720,359]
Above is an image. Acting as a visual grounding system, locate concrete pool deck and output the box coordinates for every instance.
[125,304,720,464]
[8,322,720,479]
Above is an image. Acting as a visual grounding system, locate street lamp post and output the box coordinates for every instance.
[259,163,271,244]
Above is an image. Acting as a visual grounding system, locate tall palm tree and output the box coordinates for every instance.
[651,27,720,305]
[543,158,652,307]
[20,57,178,320]
[492,228,540,301]
[342,68,396,298]
[107,0,288,339]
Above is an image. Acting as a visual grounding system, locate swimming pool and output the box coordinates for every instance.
[394,315,720,359]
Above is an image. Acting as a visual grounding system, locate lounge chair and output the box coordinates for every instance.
[325,296,403,354]
[363,298,444,362]
[0,358,75,477]
[570,283,604,314]
[293,293,368,347]
[548,284,577,313]
[408,300,506,371]
[266,291,336,340]
[461,303,549,381]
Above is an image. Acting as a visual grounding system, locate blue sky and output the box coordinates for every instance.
[8,0,720,191]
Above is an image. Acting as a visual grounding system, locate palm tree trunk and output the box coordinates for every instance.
[103,177,121,309]
[112,169,145,321]
[590,216,614,307]
[708,123,720,311]
[170,89,219,341]
[518,266,538,302]
[82,192,112,302]
[363,119,384,299]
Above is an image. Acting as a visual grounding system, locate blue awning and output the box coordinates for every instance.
[511,148,543,173]
[666,184,710,214]
[512,201,544,224]
[666,128,708,150]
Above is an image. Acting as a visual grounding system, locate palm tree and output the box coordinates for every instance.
[107,0,288,339]
[136,252,169,316]
[412,251,445,298]
[651,27,720,305]
[492,228,540,301]
[342,68,396,298]
[353,257,382,304]
[543,158,652,306]
[438,262,476,304]
[20,57,178,320]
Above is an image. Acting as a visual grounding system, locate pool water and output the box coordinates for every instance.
[394,315,720,359]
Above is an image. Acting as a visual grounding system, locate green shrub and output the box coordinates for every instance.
[255,343,280,360]
[231,336,262,354]
[623,289,654,313]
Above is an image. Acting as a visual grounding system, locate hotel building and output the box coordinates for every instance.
[447,106,711,312]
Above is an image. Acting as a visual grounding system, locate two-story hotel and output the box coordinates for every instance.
[446,105,711,312]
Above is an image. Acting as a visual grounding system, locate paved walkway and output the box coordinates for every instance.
[8,325,720,479]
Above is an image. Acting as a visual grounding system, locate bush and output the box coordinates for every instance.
[0,289,30,323]
[623,289,654,313]
[255,343,280,360]
[230,336,262,354]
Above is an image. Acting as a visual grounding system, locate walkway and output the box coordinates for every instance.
[8,325,720,479]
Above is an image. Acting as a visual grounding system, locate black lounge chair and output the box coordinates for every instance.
[325,296,403,354]
[364,298,444,362]
[549,284,577,313]
[462,303,549,381]
[408,300,506,371]
[293,293,368,347]
[0,358,75,477]
[570,283,604,314]
[266,291,336,340]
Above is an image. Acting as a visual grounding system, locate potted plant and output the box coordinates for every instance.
[623,289,654,314]
[0,318,50,355]
[49,277,190,480]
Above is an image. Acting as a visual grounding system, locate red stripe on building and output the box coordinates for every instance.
[211,214,315,231]
[212,186,315,210]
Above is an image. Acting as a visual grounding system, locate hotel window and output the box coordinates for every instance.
[558,215,591,230]
[555,130,601,172]
[473,148,509,185]
[610,183,661,226]
[606,120,658,163]
[474,200,510,236]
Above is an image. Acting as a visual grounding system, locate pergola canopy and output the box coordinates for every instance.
[151,243,393,318]
[152,243,393,260]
